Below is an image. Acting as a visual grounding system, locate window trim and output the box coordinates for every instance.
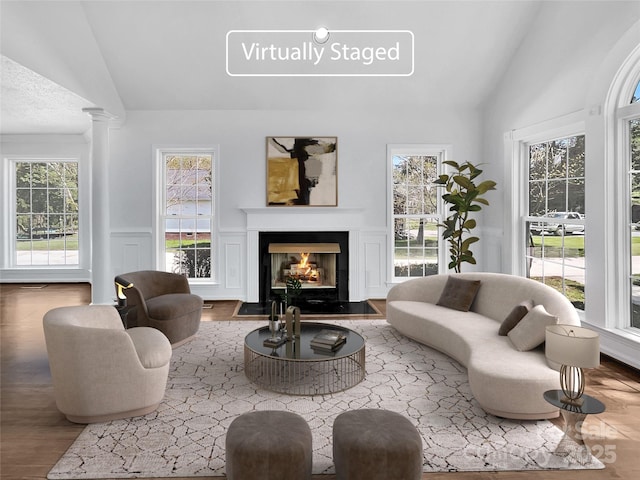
[387,144,450,283]
[153,145,220,285]
[602,42,640,334]
[5,155,84,270]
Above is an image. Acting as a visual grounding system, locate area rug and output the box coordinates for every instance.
[48,320,603,479]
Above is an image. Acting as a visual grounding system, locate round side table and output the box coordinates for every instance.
[543,389,605,464]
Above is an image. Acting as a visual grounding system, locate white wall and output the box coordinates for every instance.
[481,1,640,368]
[109,107,481,300]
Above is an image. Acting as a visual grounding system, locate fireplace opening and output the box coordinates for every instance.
[269,243,340,290]
[259,231,349,305]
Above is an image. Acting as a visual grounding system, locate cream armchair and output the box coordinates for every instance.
[115,270,203,347]
[43,305,172,424]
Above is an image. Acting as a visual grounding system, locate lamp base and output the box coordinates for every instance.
[559,365,586,407]
[560,395,584,407]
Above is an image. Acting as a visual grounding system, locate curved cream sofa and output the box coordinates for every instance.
[386,273,580,420]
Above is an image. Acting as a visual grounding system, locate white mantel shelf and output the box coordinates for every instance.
[241,207,365,231]
[240,207,364,214]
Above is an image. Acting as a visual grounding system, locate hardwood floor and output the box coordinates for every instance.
[1,283,639,480]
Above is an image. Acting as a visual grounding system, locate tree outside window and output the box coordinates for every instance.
[391,150,442,280]
[162,152,213,280]
[15,161,79,266]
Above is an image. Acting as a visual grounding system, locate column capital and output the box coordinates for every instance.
[83,107,113,121]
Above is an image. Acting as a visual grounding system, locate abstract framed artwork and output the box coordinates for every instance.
[266,136,338,206]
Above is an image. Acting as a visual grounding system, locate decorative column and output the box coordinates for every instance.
[83,108,113,305]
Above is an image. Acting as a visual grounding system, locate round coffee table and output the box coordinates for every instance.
[244,322,366,395]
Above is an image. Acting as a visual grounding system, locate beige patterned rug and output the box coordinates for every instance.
[48,320,604,478]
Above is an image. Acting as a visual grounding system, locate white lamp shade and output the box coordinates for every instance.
[545,324,600,368]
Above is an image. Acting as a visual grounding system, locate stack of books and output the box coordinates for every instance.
[310,329,347,353]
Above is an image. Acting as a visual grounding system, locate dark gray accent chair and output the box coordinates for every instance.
[115,270,202,348]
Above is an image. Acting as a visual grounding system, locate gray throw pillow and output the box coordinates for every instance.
[508,304,559,351]
[498,300,534,336]
[436,277,481,312]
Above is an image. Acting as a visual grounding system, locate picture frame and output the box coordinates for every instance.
[266,136,338,206]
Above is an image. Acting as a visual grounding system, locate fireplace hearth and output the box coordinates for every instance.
[236,299,377,316]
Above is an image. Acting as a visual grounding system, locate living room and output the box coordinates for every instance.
[1,1,640,479]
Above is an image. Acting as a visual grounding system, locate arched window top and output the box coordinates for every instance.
[632,78,640,104]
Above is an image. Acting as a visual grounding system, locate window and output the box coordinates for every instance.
[157,148,216,281]
[632,80,640,104]
[13,160,79,266]
[626,80,640,329]
[524,135,586,309]
[389,145,445,281]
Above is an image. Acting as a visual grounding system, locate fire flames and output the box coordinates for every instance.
[290,253,319,282]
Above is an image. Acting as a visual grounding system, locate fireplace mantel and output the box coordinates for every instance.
[241,207,364,231]
[241,207,364,302]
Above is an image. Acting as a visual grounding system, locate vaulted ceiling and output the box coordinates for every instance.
[0,0,543,134]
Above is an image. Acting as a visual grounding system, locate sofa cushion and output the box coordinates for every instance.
[146,293,203,320]
[508,304,558,351]
[498,300,534,336]
[436,277,481,312]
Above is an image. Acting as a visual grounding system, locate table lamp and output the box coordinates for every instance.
[114,276,133,307]
[545,325,600,406]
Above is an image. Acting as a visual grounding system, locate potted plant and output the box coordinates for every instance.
[280,276,302,308]
[434,161,496,273]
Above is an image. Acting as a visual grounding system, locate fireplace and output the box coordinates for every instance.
[269,243,340,289]
[259,231,349,304]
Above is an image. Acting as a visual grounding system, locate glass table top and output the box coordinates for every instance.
[244,322,365,360]
[543,389,606,414]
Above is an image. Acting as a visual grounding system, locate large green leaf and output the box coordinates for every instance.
[465,190,479,202]
[443,160,460,169]
[477,180,497,194]
[461,236,480,252]
[461,254,477,264]
[435,175,449,185]
[453,175,473,189]
[463,219,477,229]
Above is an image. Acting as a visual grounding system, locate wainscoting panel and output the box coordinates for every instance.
[111,230,153,277]
[218,232,246,299]
[361,232,388,299]
[224,242,242,289]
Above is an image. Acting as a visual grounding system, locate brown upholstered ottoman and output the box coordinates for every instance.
[225,410,312,480]
[333,409,423,480]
